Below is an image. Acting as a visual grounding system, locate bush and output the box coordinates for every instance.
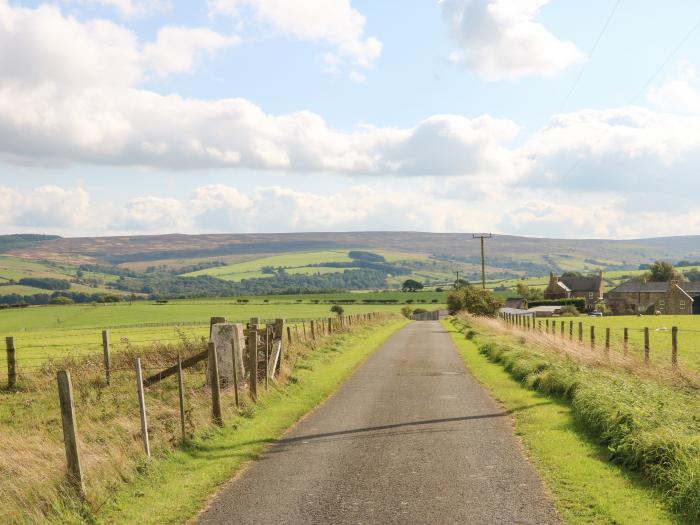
[447,286,503,317]
[18,277,71,290]
[557,305,580,317]
[330,305,344,316]
[50,296,74,305]
[401,306,413,319]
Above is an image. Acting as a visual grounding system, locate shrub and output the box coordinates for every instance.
[558,304,580,317]
[330,305,344,316]
[400,306,413,319]
[50,296,75,305]
[447,286,502,316]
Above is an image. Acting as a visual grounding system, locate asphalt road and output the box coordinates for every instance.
[196,321,560,525]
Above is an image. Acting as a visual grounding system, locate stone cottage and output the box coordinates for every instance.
[543,271,605,311]
[606,280,700,315]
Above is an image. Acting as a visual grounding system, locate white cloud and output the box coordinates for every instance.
[143,26,239,77]
[0,185,91,229]
[439,0,584,80]
[648,61,700,114]
[112,196,187,230]
[208,0,382,71]
[66,0,171,18]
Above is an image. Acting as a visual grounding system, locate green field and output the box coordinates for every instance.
[0,292,445,367]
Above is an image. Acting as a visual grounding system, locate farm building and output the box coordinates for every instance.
[606,280,700,315]
[504,297,527,310]
[543,271,604,311]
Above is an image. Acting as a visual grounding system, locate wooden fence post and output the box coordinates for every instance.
[644,327,650,365]
[310,320,316,341]
[569,320,573,340]
[6,336,16,389]
[57,370,84,496]
[208,343,223,426]
[605,328,610,353]
[102,329,111,385]
[264,326,270,390]
[209,316,226,338]
[590,326,595,349]
[578,322,583,342]
[302,322,307,341]
[552,321,556,336]
[672,327,678,369]
[623,328,628,356]
[135,358,151,456]
[560,321,565,338]
[287,326,292,344]
[177,354,186,442]
[537,320,541,331]
[546,319,549,332]
[248,329,259,401]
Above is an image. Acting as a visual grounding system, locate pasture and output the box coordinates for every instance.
[537,314,700,372]
[0,292,446,368]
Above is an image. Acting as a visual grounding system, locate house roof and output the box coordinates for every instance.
[559,275,602,292]
[527,306,564,313]
[608,280,700,295]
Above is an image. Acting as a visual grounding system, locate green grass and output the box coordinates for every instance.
[0,295,443,365]
[569,315,700,371]
[93,319,408,525]
[446,317,700,523]
[444,319,682,524]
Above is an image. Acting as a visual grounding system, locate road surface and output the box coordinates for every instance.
[197,321,560,524]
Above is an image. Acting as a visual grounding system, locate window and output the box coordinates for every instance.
[659,299,665,311]
[588,292,594,299]
[680,301,686,309]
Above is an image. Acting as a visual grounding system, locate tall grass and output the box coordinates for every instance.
[451,316,700,521]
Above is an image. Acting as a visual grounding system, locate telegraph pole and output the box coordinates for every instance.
[472,233,492,290]
[454,270,461,290]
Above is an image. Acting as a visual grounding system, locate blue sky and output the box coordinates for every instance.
[3,0,700,238]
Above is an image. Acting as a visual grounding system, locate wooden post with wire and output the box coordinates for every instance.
[644,327,650,365]
[560,321,565,338]
[177,353,186,441]
[6,336,16,389]
[569,320,573,340]
[605,328,610,353]
[672,326,678,369]
[57,370,84,496]
[248,329,259,401]
[208,343,223,426]
[135,358,150,456]
[590,326,595,349]
[623,328,629,356]
[578,322,583,343]
[102,329,111,385]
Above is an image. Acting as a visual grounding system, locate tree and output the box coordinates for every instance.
[330,304,344,316]
[447,285,503,317]
[402,279,423,292]
[454,278,469,289]
[516,283,543,302]
[643,261,684,282]
[401,305,414,319]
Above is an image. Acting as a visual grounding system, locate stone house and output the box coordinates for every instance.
[543,271,605,311]
[606,280,700,315]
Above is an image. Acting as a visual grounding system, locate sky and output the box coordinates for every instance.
[3,0,700,239]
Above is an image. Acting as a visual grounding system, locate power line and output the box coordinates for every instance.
[559,0,623,112]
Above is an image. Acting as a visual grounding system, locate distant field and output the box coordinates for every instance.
[0,292,446,366]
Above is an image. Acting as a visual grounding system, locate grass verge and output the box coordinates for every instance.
[91,319,408,524]
[443,317,692,524]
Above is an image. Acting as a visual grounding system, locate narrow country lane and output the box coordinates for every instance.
[196,321,560,525]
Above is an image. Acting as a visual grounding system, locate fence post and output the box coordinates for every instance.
[287,326,292,344]
[310,320,316,341]
[208,343,223,426]
[177,354,186,441]
[546,319,549,332]
[248,329,259,401]
[672,327,678,369]
[644,327,650,365]
[537,320,541,331]
[560,321,565,338]
[6,336,16,389]
[552,321,556,336]
[605,328,610,353]
[57,370,84,496]
[102,329,111,385]
[590,326,595,349]
[569,320,573,340]
[209,316,226,338]
[135,358,151,456]
[302,322,307,341]
[578,322,583,342]
[623,328,628,356]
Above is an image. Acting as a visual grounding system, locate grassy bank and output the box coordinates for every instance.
[445,316,700,523]
[13,318,406,524]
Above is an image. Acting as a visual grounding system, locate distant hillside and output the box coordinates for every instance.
[6,232,700,276]
[0,234,60,252]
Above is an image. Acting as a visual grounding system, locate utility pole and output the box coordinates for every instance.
[472,233,492,290]
[454,270,461,290]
